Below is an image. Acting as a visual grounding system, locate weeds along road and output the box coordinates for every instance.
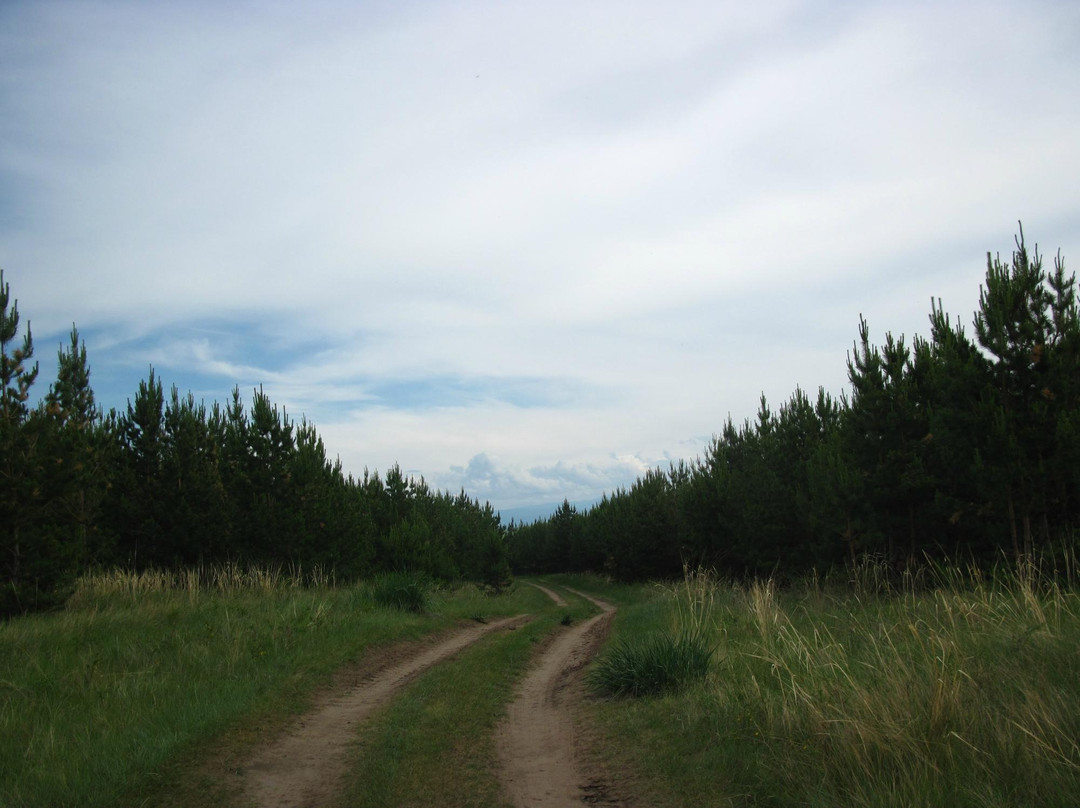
[497,585,620,808]
[240,614,529,808]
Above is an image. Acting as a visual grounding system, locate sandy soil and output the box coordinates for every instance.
[497,586,624,807]
[524,581,568,607]
[238,615,528,808]
[232,582,626,807]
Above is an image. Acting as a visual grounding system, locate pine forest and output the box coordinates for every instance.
[3,227,1079,617]
[509,228,1080,580]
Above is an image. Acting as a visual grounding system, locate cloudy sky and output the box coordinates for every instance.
[2,0,1079,518]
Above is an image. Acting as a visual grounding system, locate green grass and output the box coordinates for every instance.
[544,572,651,608]
[369,571,432,613]
[588,569,715,698]
[0,570,537,808]
[12,567,1074,807]
[339,585,597,807]
[588,631,713,697]
[584,567,1080,807]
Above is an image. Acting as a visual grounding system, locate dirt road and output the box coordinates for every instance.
[235,582,621,807]
[523,581,568,607]
[497,585,621,807]
[239,615,528,808]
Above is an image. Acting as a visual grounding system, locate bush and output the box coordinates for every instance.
[588,630,713,697]
[369,571,430,613]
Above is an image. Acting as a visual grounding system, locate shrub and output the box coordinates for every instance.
[589,630,712,697]
[369,571,430,613]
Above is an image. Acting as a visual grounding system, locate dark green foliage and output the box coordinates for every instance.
[89,375,507,586]
[6,224,1079,607]
[0,269,510,616]
[509,225,1080,582]
[0,269,38,422]
[369,570,430,613]
[588,630,713,697]
[1,273,97,615]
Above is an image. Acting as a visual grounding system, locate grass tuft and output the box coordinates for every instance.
[588,630,713,697]
[368,571,430,613]
[590,567,716,698]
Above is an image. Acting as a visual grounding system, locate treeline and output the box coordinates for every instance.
[508,228,1080,580]
[1,272,508,616]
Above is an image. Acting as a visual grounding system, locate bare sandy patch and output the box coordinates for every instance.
[497,589,626,806]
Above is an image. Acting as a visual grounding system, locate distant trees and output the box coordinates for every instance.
[93,379,509,587]
[0,269,510,617]
[508,227,1080,581]
[6,224,1078,608]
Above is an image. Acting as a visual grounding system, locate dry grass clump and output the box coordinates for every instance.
[711,562,1080,805]
[69,562,334,605]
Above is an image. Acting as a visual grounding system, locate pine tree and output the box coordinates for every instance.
[45,327,96,427]
[918,298,992,553]
[1,274,95,613]
[40,327,107,571]
[111,369,166,567]
[1044,250,1080,532]
[0,269,37,425]
[972,227,1058,556]
[160,388,228,565]
[0,269,44,613]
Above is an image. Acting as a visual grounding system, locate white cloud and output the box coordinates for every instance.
[3,0,1080,509]
[435,451,653,510]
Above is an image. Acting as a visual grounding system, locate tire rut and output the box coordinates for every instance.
[498,585,621,807]
[239,614,529,808]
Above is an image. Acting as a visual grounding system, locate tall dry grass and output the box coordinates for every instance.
[711,560,1080,805]
[586,559,1080,806]
[69,562,335,605]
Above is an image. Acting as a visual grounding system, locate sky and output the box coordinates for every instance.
[2,0,1079,520]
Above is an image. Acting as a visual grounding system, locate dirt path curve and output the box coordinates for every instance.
[498,585,621,807]
[523,581,568,607]
[240,615,528,808]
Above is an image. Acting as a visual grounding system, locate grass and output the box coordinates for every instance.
[10,565,1077,807]
[588,631,713,697]
[589,569,715,697]
[369,571,431,613]
[0,567,537,808]
[584,564,1080,807]
[69,561,335,601]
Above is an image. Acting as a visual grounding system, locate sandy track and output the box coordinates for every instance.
[498,586,620,807]
[524,581,568,607]
[240,615,528,808]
